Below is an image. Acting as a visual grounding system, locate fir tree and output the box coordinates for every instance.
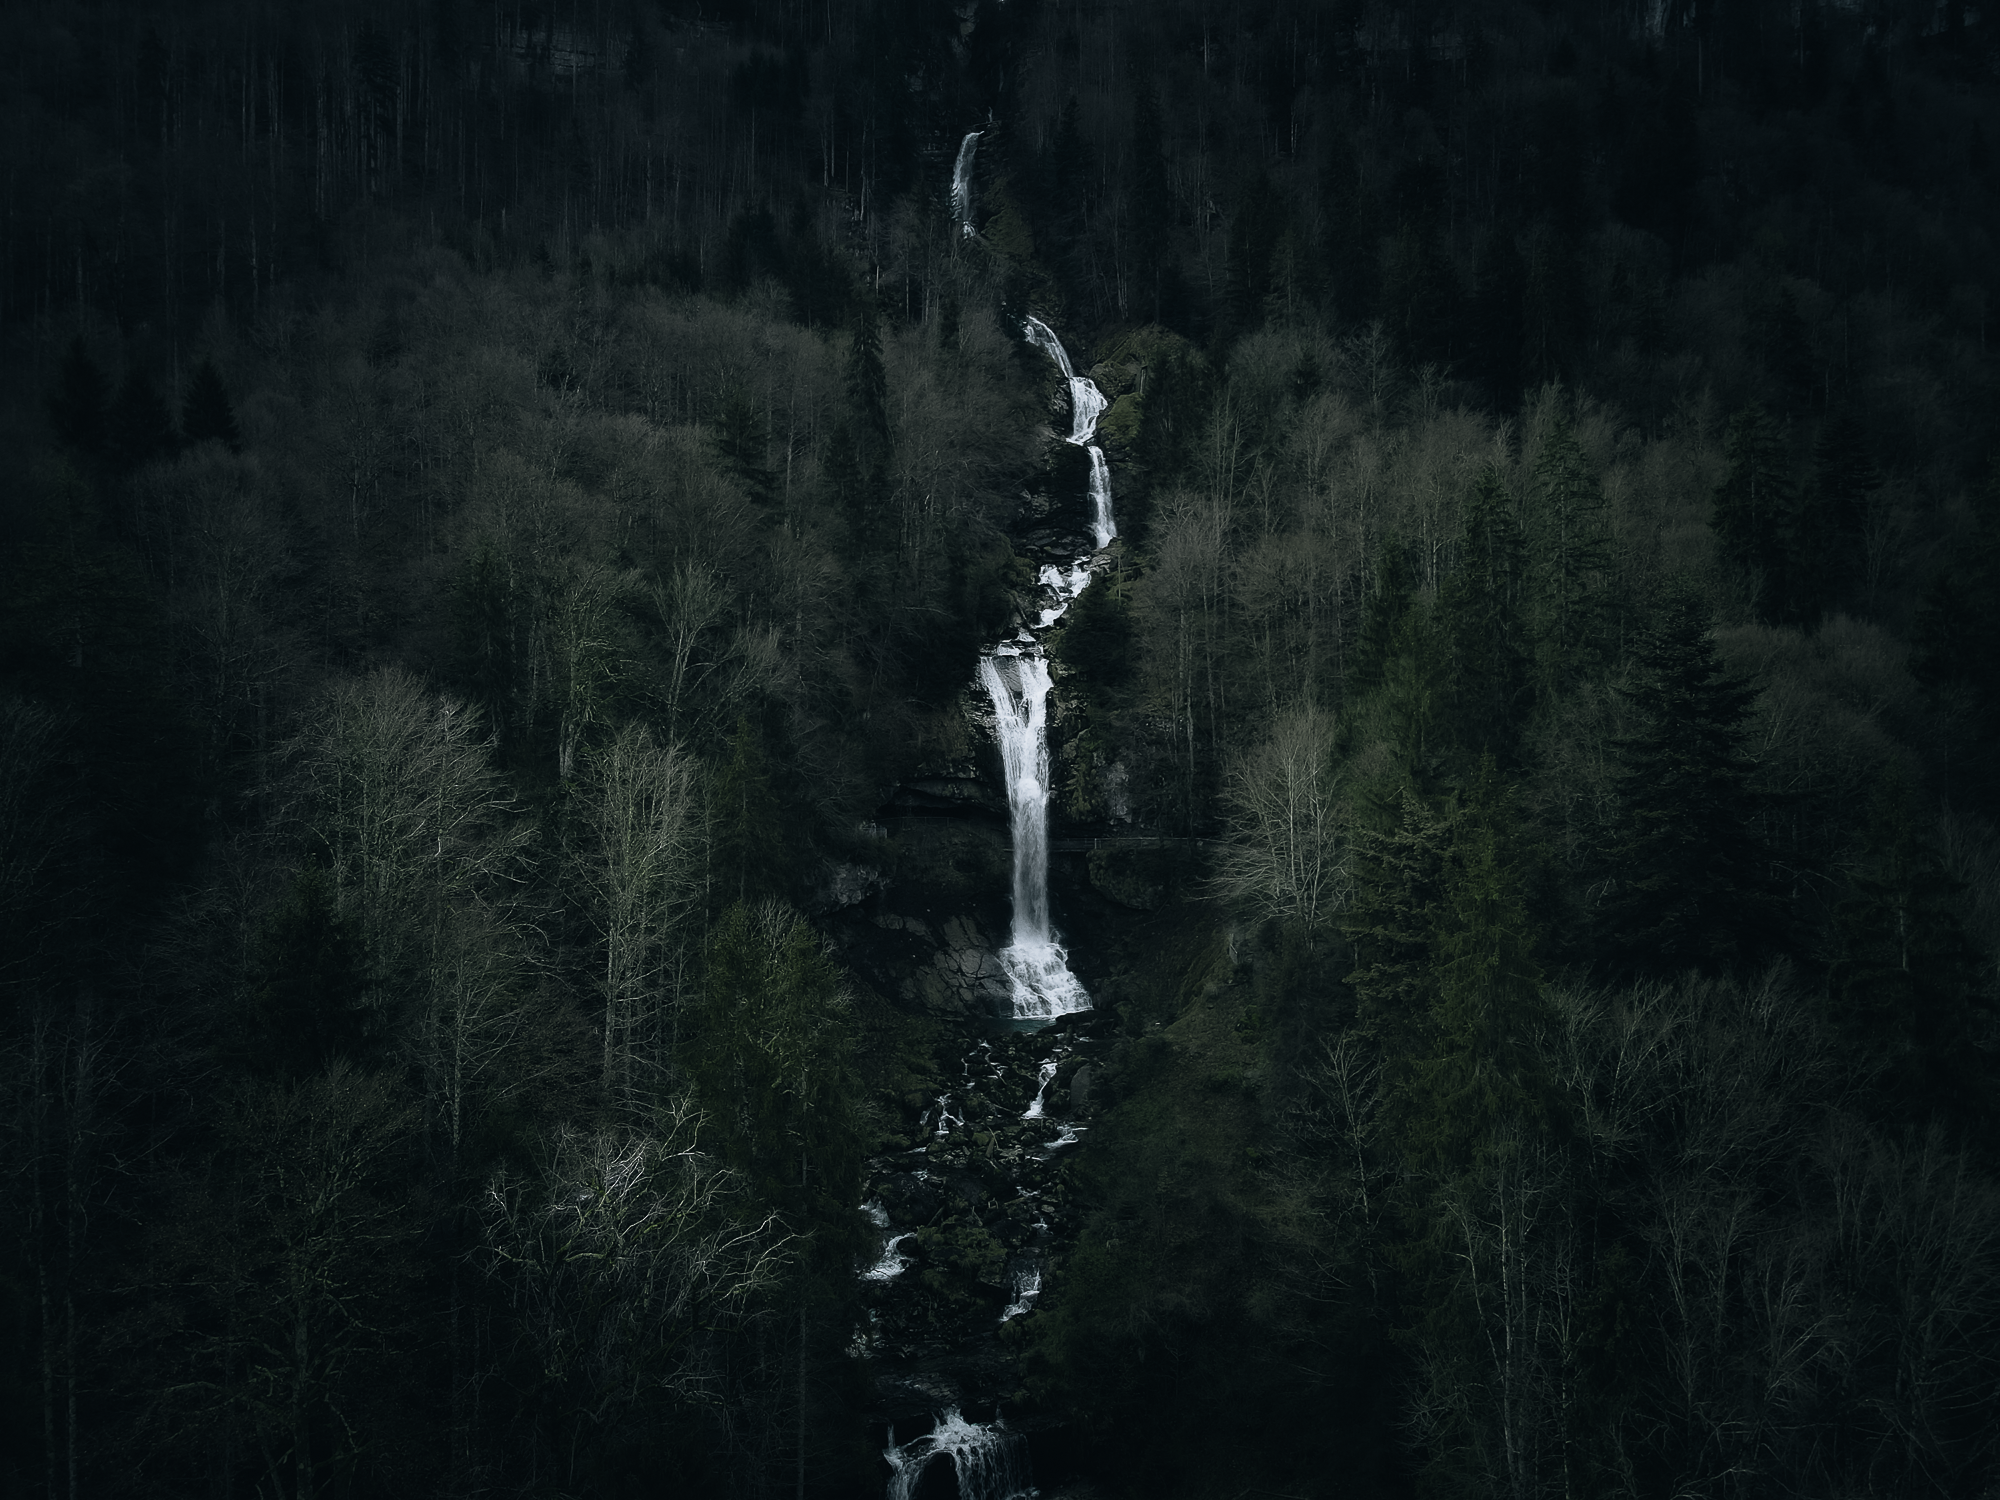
[846,300,889,460]
[1440,466,1533,763]
[1348,539,1415,695]
[106,369,177,474]
[1788,407,1879,624]
[180,358,242,452]
[713,387,777,506]
[1911,468,2000,812]
[1711,402,1790,619]
[1827,783,1994,1132]
[1599,583,1778,974]
[1526,404,1608,686]
[47,336,109,456]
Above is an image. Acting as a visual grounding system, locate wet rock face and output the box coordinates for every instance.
[854,1020,1103,1423]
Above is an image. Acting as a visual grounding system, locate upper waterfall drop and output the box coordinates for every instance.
[952,131,981,235]
[972,311,1117,1024]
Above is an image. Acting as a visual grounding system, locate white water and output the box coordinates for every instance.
[977,315,1118,1022]
[952,131,981,235]
[999,1262,1042,1322]
[1020,1059,1059,1120]
[865,1233,916,1281]
[885,1408,1035,1500]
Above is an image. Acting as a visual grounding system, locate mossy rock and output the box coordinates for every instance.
[1097,391,1142,449]
[1087,846,1171,911]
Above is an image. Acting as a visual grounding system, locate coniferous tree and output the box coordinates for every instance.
[105,370,177,474]
[47,337,108,457]
[1826,784,1994,1134]
[1526,406,1608,686]
[846,301,889,464]
[713,387,777,507]
[1912,471,2000,810]
[1788,407,1879,623]
[1711,402,1791,619]
[1599,583,1777,974]
[1440,466,1533,763]
[180,358,242,452]
[1347,540,1415,695]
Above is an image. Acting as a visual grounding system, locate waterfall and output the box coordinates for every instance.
[885,1409,1034,1500]
[952,131,981,234]
[976,314,1116,1022]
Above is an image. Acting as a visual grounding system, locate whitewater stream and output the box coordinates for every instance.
[981,311,1115,1022]
[858,131,1121,1500]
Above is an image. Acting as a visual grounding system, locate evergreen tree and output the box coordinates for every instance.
[1788,407,1879,624]
[1827,784,1994,1133]
[1711,402,1791,619]
[1912,469,2000,810]
[47,337,109,457]
[1344,789,1456,1044]
[180,358,242,452]
[1599,583,1777,974]
[1440,466,1533,762]
[106,369,177,474]
[248,867,375,1077]
[1526,405,1609,686]
[823,421,870,552]
[846,300,889,461]
[1398,776,1547,1179]
[713,387,777,506]
[709,717,787,905]
[1223,170,1288,335]
[1347,539,1415,695]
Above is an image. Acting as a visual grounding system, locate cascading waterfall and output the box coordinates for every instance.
[978,315,1117,1022]
[884,1409,1035,1500]
[952,131,981,234]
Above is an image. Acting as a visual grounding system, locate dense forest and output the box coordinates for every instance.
[5,0,2000,1496]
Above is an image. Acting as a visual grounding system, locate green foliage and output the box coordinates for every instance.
[683,901,864,1241]
[1438,466,1532,763]
[1712,402,1793,619]
[1525,405,1609,686]
[1600,583,1778,974]
[707,718,788,906]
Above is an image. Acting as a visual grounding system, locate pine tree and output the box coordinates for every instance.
[1347,540,1416,698]
[1526,404,1608,686]
[846,300,889,461]
[708,718,787,905]
[47,337,108,456]
[106,369,177,474]
[1912,469,2000,811]
[713,387,777,506]
[1827,784,1993,1131]
[181,358,242,452]
[1711,402,1790,619]
[1440,466,1533,763]
[823,422,869,551]
[1788,407,1879,624]
[1600,583,1778,974]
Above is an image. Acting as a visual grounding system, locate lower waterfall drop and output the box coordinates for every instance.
[884,1409,1035,1500]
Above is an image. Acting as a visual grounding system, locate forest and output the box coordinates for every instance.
[4,0,2000,1497]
